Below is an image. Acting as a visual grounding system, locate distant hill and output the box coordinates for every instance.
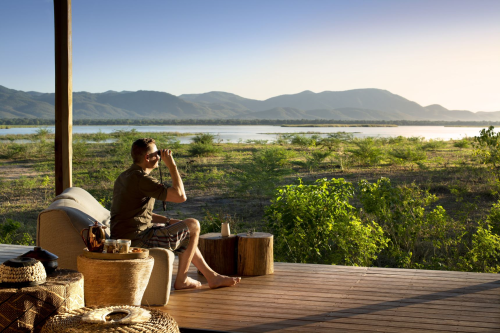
[1,84,499,121]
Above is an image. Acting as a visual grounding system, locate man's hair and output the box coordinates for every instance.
[131,138,156,164]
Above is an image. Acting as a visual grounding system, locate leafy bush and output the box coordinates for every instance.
[266,178,387,266]
[348,138,384,166]
[290,134,317,147]
[192,133,216,145]
[458,225,500,273]
[293,150,332,172]
[358,178,458,269]
[232,147,293,198]
[4,143,28,159]
[453,139,470,148]
[486,201,500,236]
[0,219,35,245]
[473,126,500,177]
[421,139,447,150]
[388,147,427,164]
[188,142,222,157]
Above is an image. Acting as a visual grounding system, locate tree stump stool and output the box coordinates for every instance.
[77,255,154,306]
[237,232,274,276]
[198,233,237,276]
[0,269,84,332]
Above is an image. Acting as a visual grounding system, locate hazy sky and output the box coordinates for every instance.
[1,0,499,111]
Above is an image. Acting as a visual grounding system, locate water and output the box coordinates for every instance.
[0,125,488,144]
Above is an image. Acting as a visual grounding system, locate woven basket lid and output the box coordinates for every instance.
[3,257,38,267]
[0,257,47,287]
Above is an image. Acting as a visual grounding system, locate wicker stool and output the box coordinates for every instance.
[77,255,154,306]
[41,306,180,333]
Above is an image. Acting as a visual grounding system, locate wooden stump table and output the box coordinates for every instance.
[0,269,84,332]
[198,233,237,276]
[237,232,274,276]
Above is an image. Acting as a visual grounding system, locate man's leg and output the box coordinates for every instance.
[174,218,241,290]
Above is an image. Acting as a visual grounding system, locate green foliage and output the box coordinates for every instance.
[192,133,216,145]
[348,138,384,166]
[388,146,427,165]
[458,225,500,273]
[4,143,28,159]
[358,178,459,269]
[473,126,500,177]
[0,219,35,245]
[290,134,318,147]
[232,147,294,198]
[188,142,222,157]
[201,211,240,235]
[73,138,88,161]
[453,138,471,148]
[486,201,500,235]
[293,150,332,172]
[421,139,447,150]
[266,178,387,266]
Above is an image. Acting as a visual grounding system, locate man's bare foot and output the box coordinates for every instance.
[174,277,202,290]
[208,274,241,289]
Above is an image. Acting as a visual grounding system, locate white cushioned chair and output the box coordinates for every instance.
[36,187,175,306]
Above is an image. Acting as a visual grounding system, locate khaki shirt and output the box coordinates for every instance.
[110,164,168,241]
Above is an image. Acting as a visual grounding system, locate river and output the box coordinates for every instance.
[0,125,489,144]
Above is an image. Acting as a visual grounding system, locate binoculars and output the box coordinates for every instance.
[149,150,162,160]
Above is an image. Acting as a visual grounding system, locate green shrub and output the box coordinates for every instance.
[473,126,500,177]
[421,139,447,150]
[358,177,458,269]
[188,142,221,156]
[266,178,387,266]
[453,139,470,148]
[4,143,28,159]
[388,147,427,164]
[0,219,35,245]
[232,147,293,198]
[293,150,332,172]
[290,134,316,147]
[348,138,384,166]
[458,225,500,273]
[192,133,216,145]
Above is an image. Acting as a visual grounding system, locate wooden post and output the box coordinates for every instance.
[54,0,73,195]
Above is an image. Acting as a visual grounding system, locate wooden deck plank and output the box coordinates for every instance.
[162,260,500,332]
[2,244,499,332]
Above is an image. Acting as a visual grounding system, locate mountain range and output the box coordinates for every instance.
[1,84,499,121]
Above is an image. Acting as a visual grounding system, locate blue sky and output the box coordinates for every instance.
[1,0,499,111]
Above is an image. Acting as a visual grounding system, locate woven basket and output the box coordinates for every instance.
[0,257,46,287]
[77,255,154,306]
[41,306,180,333]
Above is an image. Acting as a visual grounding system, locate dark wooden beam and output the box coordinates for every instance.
[53,0,73,195]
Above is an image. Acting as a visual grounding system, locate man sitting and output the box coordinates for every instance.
[110,138,241,289]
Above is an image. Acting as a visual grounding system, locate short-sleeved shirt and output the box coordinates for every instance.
[110,164,168,241]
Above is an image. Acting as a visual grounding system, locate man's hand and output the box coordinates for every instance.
[160,149,177,169]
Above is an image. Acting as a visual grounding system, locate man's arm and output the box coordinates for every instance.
[151,213,181,226]
[161,149,187,203]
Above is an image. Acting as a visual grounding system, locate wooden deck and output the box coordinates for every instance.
[2,244,499,332]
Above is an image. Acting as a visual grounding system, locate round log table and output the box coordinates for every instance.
[0,269,84,332]
[198,233,237,276]
[77,255,154,307]
[237,232,274,276]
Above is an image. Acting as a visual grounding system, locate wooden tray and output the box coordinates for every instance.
[81,248,149,260]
